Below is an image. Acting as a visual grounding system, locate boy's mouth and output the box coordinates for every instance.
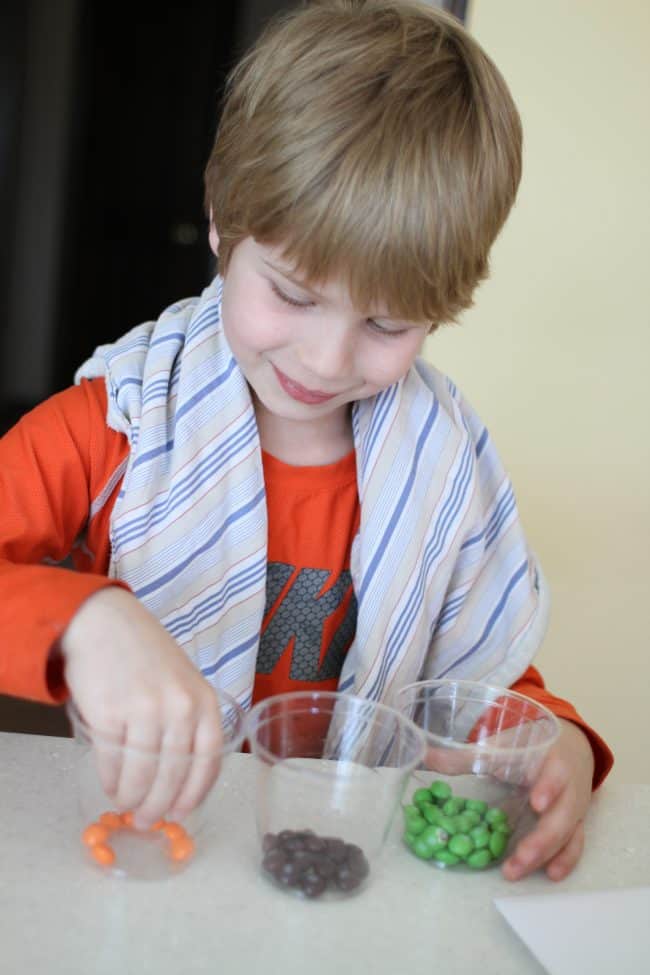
[272,366,338,405]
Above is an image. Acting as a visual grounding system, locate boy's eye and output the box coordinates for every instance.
[270,281,314,308]
[367,319,407,336]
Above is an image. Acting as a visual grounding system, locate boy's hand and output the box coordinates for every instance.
[502,719,595,882]
[60,587,224,828]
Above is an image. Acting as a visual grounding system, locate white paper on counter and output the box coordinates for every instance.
[494,886,650,975]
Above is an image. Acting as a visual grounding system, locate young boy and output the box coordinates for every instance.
[0,0,611,881]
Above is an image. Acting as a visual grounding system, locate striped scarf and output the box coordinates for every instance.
[76,276,548,711]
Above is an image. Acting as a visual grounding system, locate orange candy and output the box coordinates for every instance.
[82,812,195,869]
[99,811,123,831]
[169,835,195,862]
[91,843,116,866]
[82,823,110,847]
[162,822,187,842]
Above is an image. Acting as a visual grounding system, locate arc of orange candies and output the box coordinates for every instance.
[81,810,195,867]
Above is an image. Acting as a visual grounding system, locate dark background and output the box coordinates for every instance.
[0,0,296,735]
[0,0,466,735]
[0,0,297,429]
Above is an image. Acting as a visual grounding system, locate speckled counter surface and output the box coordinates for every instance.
[1,732,648,975]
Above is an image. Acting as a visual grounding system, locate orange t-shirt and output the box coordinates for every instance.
[252,450,359,706]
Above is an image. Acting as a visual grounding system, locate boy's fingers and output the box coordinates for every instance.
[545,821,585,881]
[83,711,126,799]
[131,727,195,828]
[94,738,124,799]
[168,753,222,821]
[168,716,224,819]
[502,790,575,880]
[114,721,162,814]
[115,749,160,816]
[424,745,475,775]
[528,751,570,814]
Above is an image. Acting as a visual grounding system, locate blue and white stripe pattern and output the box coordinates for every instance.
[76,276,548,709]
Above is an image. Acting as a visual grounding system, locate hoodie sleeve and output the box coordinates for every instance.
[0,378,130,703]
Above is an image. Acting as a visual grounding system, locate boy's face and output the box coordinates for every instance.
[218,236,429,437]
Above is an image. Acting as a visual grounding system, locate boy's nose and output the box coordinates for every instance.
[301,320,354,383]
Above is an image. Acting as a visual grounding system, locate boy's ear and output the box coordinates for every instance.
[208,209,219,257]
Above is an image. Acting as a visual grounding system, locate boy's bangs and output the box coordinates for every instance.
[253,188,448,327]
[274,229,436,327]
[237,103,487,328]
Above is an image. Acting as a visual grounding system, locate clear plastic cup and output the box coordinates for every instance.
[393,679,561,872]
[246,691,426,899]
[67,688,245,879]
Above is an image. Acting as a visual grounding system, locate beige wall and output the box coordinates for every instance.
[423,0,650,783]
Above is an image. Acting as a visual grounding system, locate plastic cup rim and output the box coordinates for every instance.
[394,678,561,757]
[246,689,427,774]
[65,686,246,759]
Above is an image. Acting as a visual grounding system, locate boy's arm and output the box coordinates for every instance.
[1,379,228,827]
[509,666,613,789]
[0,379,129,703]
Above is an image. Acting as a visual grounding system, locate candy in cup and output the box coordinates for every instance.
[246,691,426,899]
[394,679,560,871]
[67,687,245,879]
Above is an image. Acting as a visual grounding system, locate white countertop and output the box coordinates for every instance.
[0,732,648,975]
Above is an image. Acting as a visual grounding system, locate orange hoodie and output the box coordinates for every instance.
[0,378,613,786]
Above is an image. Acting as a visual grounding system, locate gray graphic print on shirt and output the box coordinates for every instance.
[256,562,357,681]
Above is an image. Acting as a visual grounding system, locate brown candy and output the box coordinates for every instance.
[261,829,370,899]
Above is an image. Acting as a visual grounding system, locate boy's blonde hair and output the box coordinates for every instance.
[204,0,522,327]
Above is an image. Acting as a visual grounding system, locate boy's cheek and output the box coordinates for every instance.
[371,344,425,389]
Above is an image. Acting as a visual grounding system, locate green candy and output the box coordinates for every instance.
[422,803,441,826]
[448,833,474,858]
[411,835,435,859]
[488,830,508,859]
[492,821,511,836]
[465,799,488,815]
[441,797,465,816]
[404,782,513,873]
[469,825,490,849]
[466,849,493,869]
[437,815,458,835]
[461,809,481,828]
[421,825,449,853]
[429,780,452,803]
[413,789,431,808]
[455,813,476,833]
[484,806,508,826]
[413,788,434,808]
[404,813,426,835]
